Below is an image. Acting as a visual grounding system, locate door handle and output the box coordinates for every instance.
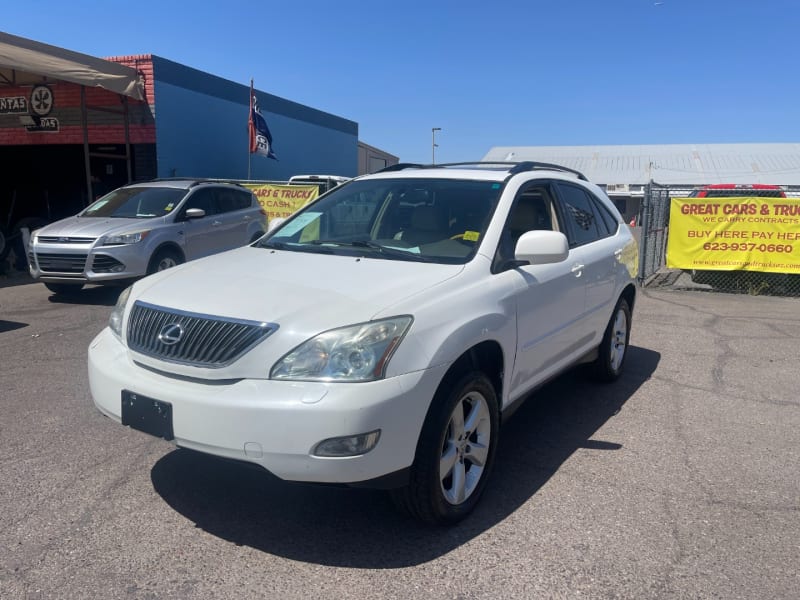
[571,263,584,277]
[614,248,623,259]
[212,220,222,226]
[243,215,252,220]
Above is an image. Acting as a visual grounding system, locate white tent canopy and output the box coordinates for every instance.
[0,30,144,100]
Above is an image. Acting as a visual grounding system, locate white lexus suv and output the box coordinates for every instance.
[88,162,638,524]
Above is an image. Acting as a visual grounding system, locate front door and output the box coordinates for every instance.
[498,183,588,401]
[177,188,226,260]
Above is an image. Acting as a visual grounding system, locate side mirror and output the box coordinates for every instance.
[185,208,206,220]
[515,230,569,265]
[267,217,286,233]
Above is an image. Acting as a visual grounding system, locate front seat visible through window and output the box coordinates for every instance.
[508,195,551,247]
[399,204,449,245]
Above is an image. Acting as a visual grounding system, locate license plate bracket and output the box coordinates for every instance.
[121,391,174,441]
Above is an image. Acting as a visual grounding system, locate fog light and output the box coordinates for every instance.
[313,430,381,457]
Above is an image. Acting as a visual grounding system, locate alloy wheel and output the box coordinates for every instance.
[439,390,491,505]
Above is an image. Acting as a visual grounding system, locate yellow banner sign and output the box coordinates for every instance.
[243,184,319,220]
[666,196,800,274]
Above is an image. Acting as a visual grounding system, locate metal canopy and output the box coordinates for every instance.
[0,30,144,100]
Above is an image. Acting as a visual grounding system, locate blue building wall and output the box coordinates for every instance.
[150,56,358,180]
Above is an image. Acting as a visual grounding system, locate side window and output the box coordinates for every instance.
[216,188,252,213]
[592,195,620,235]
[556,183,601,247]
[493,184,556,272]
[182,189,218,216]
[507,188,553,246]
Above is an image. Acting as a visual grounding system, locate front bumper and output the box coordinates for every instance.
[29,241,151,284]
[88,328,447,485]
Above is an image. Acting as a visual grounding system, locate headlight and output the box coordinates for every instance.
[271,316,413,382]
[109,285,133,338]
[102,231,149,245]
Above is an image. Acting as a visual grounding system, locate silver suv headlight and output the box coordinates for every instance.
[270,316,413,382]
[109,285,133,338]
[101,231,149,245]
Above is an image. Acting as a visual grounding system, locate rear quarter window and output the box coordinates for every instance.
[555,183,602,247]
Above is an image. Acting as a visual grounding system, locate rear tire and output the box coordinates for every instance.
[147,248,183,274]
[592,298,631,382]
[44,282,84,295]
[391,371,499,525]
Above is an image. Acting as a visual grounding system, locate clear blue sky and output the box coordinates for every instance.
[5,0,799,164]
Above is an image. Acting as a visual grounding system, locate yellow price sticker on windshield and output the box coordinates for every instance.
[463,231,480,242]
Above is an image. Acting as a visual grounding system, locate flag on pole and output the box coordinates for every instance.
[248,79,277,160]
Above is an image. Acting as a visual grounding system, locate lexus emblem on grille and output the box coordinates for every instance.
[157,323,184,346]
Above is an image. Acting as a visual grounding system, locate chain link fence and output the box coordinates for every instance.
[637,183,800,297]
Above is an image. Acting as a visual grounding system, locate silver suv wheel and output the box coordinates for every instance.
[392,371,499,525]
[440,388,492,505]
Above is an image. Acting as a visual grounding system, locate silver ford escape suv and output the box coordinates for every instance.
[29,179,267,294]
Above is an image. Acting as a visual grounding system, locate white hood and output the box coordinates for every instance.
[127,245,464,377]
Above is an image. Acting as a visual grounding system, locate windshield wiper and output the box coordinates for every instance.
[309,239,434,262]
[258,239,287,250]
[260,239,335,254]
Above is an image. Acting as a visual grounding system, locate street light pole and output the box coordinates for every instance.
[432,127,441,164]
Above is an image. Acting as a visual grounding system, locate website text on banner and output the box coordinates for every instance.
[666,196,800,274]
[244,184,319,220]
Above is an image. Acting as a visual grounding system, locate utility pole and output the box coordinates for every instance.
[431,127,441,164]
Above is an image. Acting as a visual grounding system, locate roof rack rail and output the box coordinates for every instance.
[375,161,587,180]
[376,163,426,173]
[143,177,247,188]
[505,161,587,180]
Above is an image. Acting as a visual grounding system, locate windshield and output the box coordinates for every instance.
[80,187,187,218]
[259,177,502,264]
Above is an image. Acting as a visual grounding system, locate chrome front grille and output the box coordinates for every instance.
[126,301,277,368]
[37,236,96,244]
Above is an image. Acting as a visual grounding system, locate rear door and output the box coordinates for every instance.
[214,187,260,248]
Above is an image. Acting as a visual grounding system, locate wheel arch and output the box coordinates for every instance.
[149,241,185,264]
[620,282,636,313]
[426,340,505,427]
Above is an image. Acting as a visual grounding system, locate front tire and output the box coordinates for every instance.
[392,372,499,525]
[592,297,631,382]
[147,248,183,274]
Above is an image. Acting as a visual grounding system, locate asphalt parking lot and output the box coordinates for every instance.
[1,272,798,599]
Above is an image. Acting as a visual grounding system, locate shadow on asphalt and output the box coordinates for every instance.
[0,271,35,289]
[0,269,123,306]
[0,319,28,333]
[46,285,123,307]
[150,345,660,568]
